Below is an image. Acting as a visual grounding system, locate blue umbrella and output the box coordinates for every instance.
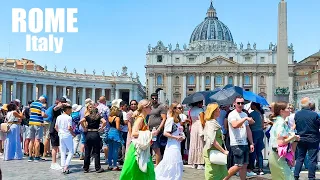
[243,90,269,106]
[208,86,243,106]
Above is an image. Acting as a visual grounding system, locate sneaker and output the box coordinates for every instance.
[197,165,205,170]
[28,157,34,162]
[96,168,104,173]
[50,163,63,170]
[34,157,44,162]
[247,171,257,177]
[258,169,264,175]
[191,164,197,169]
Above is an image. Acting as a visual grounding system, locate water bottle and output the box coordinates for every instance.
[152,127,157,141]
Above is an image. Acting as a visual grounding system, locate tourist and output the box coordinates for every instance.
[80,106,106,173]
[79,98,93,160]
[49,97,68,170]
[203,103,228,180]
[177,103,188,163]
[155,103,185,180]
[224,96,255,180]
[248,102,265,175]
[188,100,205,170]
[268,101,299,180]
[71,104,82,157]
[0,104,8,155]
[55,104,75,174]
[126,100,138,152]
[106,99,123,171]
[148,93,167,165]
[28,96,47,162]
[120,99,155,180]
[21,100,33,157]
[119,100,128,163]
[96,96,110,162]
[43,99,58,157]
[3,103,24,161]
[294,97,320,180]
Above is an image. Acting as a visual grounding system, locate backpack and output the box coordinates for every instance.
[71,111,81,134]
[21,107,30,126]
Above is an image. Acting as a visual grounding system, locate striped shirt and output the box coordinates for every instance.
[29,101,45,125]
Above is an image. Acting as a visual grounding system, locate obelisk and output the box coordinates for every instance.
[275,0,289,101]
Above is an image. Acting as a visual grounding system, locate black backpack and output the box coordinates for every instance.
[22,107,30,126]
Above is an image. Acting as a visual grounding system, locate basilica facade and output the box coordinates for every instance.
[145,2,295,105]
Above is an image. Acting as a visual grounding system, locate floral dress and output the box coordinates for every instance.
[268,116,294,180]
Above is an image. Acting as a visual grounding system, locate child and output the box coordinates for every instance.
[55,105,75,174]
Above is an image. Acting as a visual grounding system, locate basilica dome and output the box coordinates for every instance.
[190,2,233,43]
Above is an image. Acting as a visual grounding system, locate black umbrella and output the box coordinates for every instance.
[208,86,243,106]
[182,90,218,105]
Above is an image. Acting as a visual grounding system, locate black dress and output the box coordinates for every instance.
[83,116,102,171]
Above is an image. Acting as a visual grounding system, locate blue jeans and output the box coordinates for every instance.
[249,130,265,170]
[294,141,319,180]
[108,140,120,167]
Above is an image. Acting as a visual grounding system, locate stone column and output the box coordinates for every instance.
[267,73,274,103]
[111,87,115,100]
[167,73,172,103]
[115,88,120,99]
[43,84,47,96]
[234,73,238,86]
[22,82,27,106]
[72,87,77,104]
[210,73,215,90]
[224,74,228,86]
[81,88,86,104]
[32,83,37,100]
[2,81,6,103]
[196,73,200,92]
[239,73,243,87]
[201,74,205,91]
[130,88,134,101]
[252,73,257,93]
[101,89,105,97]
[52,85,57,105]
[182,74,187,100]
[148,73,154,97]
[12,81,17,100]
[63,86,67,97]
[92,88,96,102]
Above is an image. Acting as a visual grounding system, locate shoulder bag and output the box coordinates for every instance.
[209,137,227,165]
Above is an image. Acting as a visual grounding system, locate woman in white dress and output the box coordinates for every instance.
[155,103,185,180]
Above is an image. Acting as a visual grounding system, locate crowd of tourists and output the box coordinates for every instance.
[0,91,319,180]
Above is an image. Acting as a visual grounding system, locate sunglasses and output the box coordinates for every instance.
[236,102,244,105]
[151,98,158,100]
[130,103,137,105]
[177,107,183,110]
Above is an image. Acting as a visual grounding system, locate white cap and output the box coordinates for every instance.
[112,99,123,108]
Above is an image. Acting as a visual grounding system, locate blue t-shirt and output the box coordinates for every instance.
[249,110,263,131]
[44,105,54,122]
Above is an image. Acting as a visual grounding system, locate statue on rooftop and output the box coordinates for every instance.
[93,69,96,76]
[44,64,47,71]
[54,65,57,72]
[176,43,180,50]
[253,43,256,50]
[130,71,133,78]
[84,69,86,75]
[102,70,105,76]
[33,63,37,71]
[73,68,76,74]
[23,61,27,70]
[168,44,172,51]
[148,44,151,52]
[183,44,187,50]
[111,71,115,77]
[3,58,7,67]
[240,43,243,50]
[64,66,67,73]
[122,66,128,76]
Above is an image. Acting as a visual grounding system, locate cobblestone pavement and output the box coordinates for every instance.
[1,157,318,180]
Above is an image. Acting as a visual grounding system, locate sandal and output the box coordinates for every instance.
[63,169,70,174]
[112,167,121,171]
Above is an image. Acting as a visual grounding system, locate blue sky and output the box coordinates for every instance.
[0,0,319,84]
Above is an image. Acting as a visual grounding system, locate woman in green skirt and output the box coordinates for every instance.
[203,103,229,180]
[120,99,155,180]
[268,102,299,180]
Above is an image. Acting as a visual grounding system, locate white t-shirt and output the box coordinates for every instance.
[228,109,249,146]
[121,111,128,132]
[56,114,72,139]
[179,114,187,123]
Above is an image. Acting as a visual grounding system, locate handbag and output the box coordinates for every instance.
[209,138,227,165]
[0,123,10,133]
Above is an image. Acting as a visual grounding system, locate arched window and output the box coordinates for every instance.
[175,76,180,84]
[244,75,251,85]
[205,76,210,85]
[228,76,233,85]
[215,75,222,85]
[260,76,265,84]
[188,74,195,85]
[157,75,163,85]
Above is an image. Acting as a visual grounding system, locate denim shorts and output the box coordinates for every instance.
[231,145,249,166]
[80,132,86,144]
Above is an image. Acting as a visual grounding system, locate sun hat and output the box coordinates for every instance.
[112,99,123,108]
[72,104,83,112]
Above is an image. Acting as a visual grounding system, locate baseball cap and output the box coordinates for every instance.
[59,97,67,103]
[40,95,48,102]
